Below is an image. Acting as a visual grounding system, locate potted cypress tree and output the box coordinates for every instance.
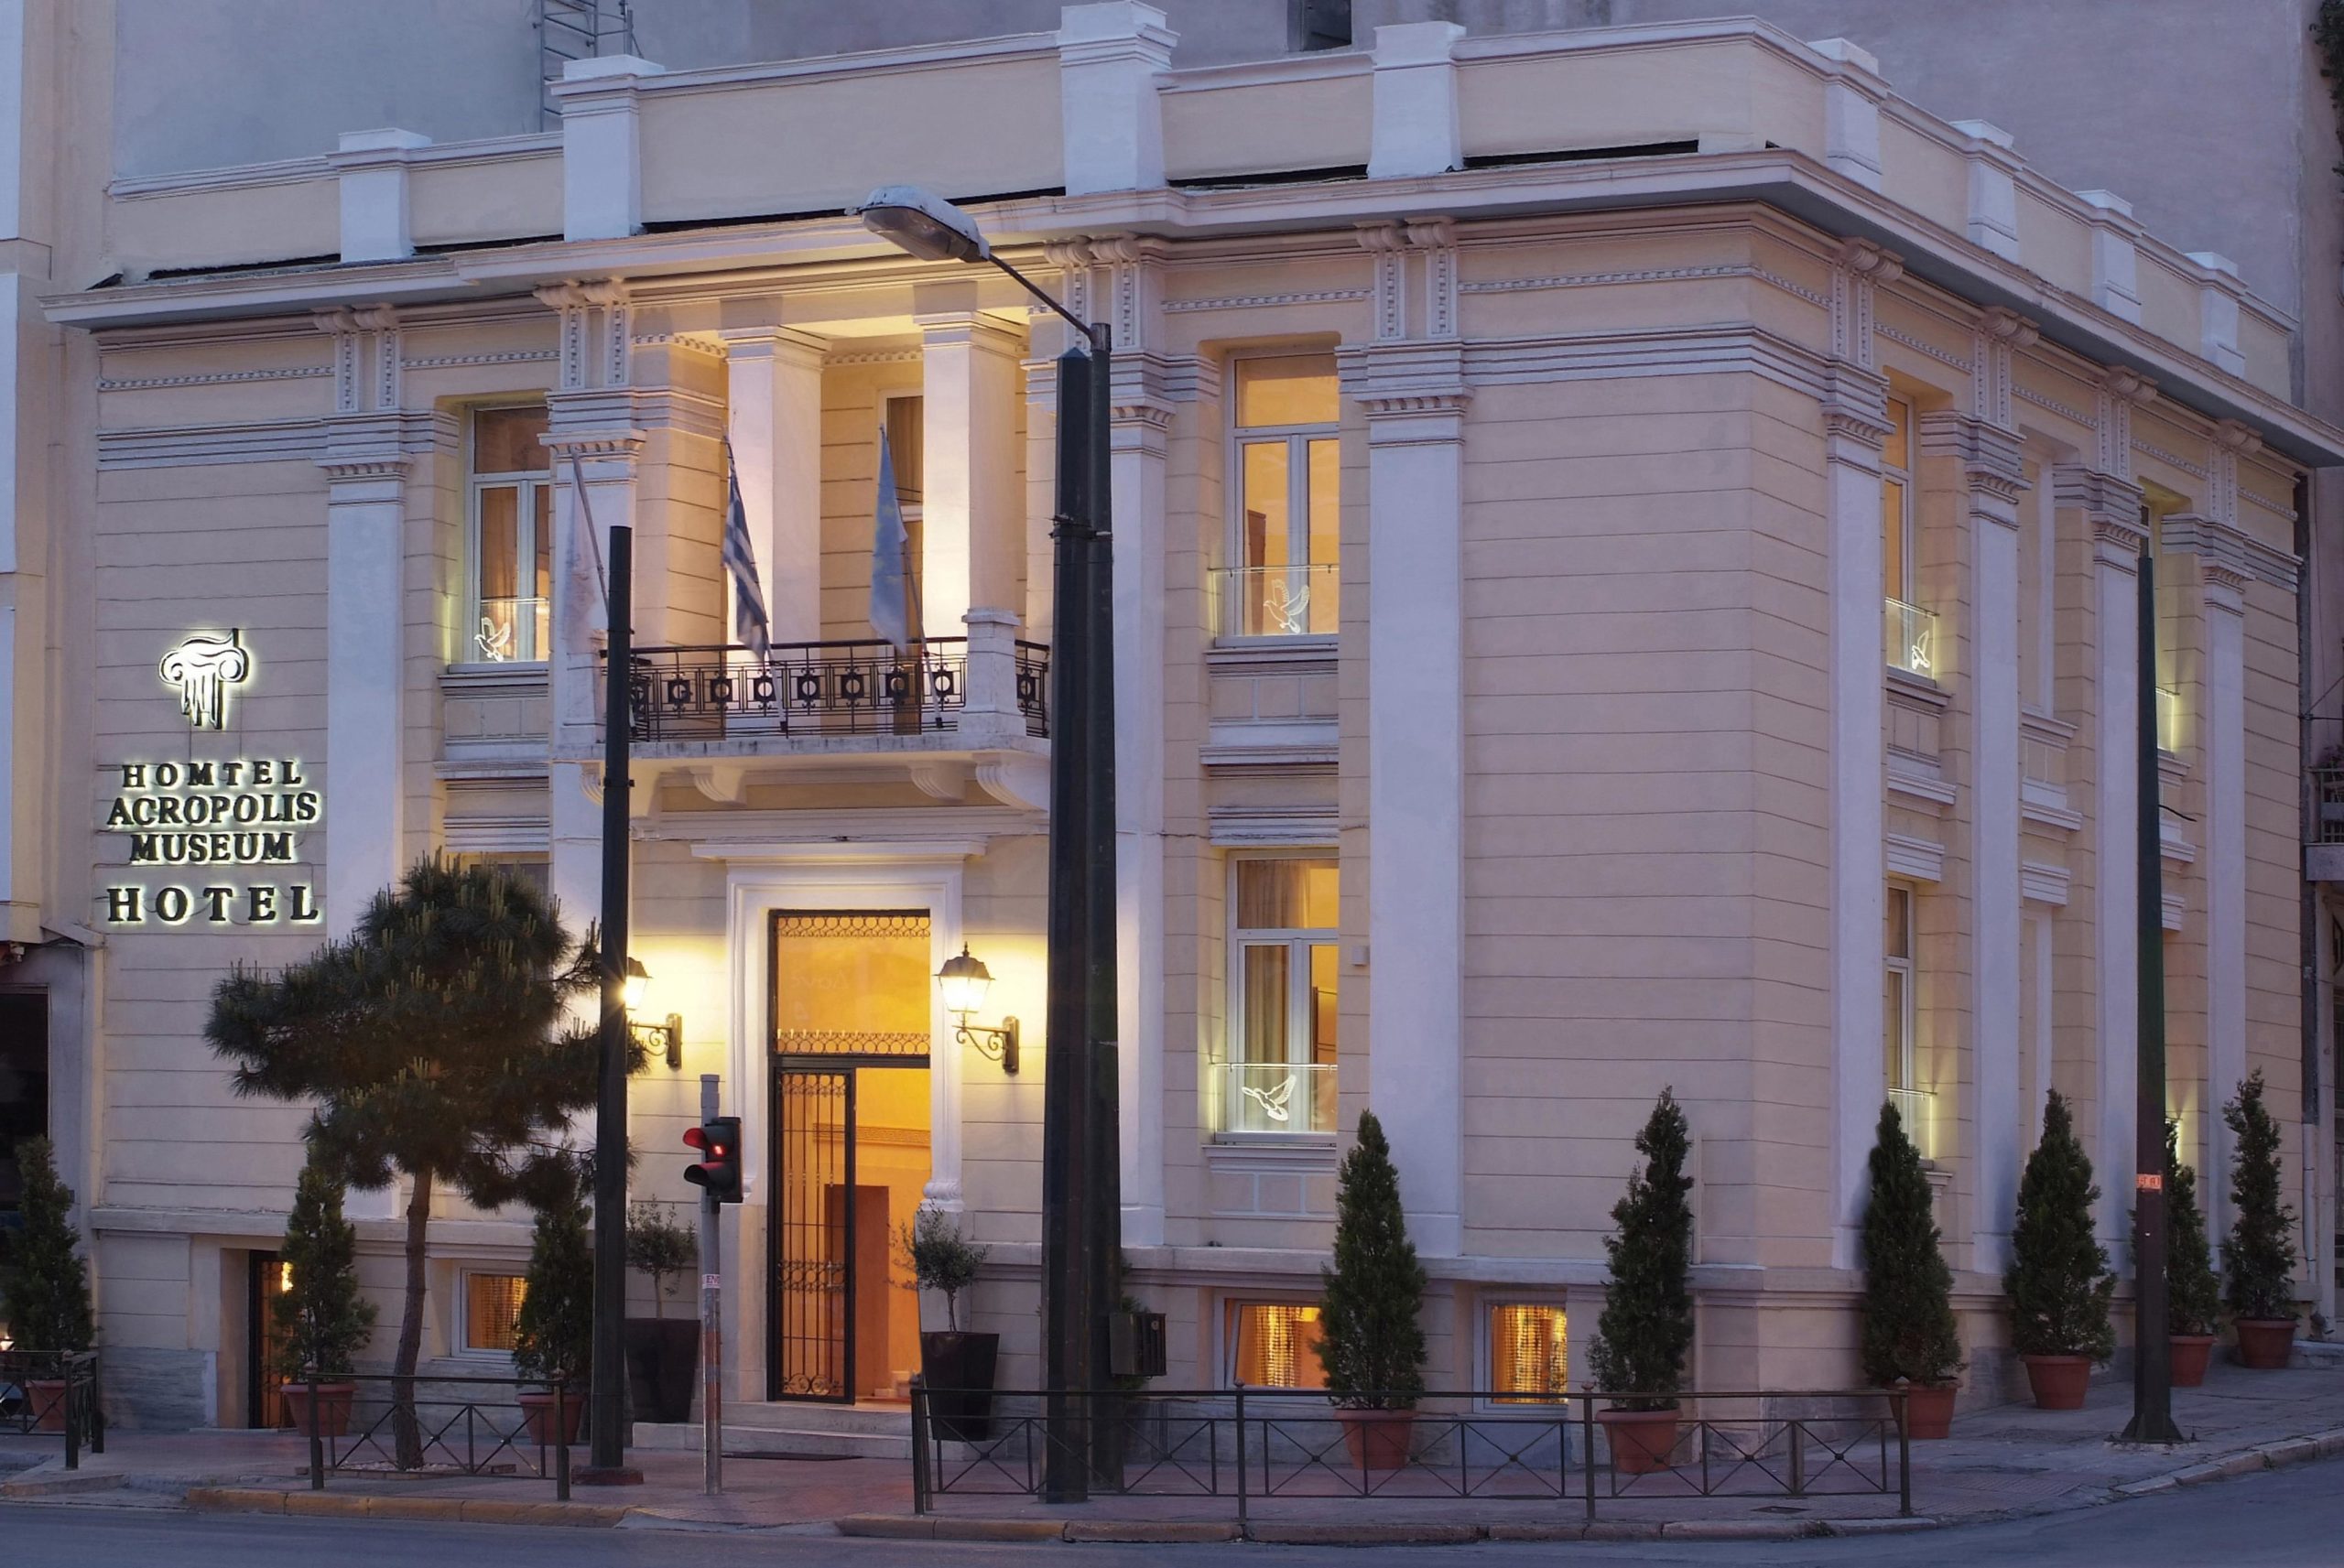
[510,1187,593,1446]
[2160,1119,2220,1387]
[2,1138,95,1432]
[273,1158,377,1438]
[897,1206,994,1440]
[2221,1072,2300,1369]
[1317,1109,1427,1471]
[1859,1101,1962,1437]
[2004,1089,2113,1409]
[624,1201,698,1422]
[1590,1089,1695,1474]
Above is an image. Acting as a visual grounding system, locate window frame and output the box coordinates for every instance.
[1220,851,1340,1139]
[1222,351,1340,642]
[457,1268,528,1357]
[1881,395,1915,607]
[1478,1295,1570,1411]
[461,404,554,667]
[1884,883,1916,1098]
[1220,1295,1329,1390]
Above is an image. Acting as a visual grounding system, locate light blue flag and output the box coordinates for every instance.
[869,421,913,651]
[721,438,770,655]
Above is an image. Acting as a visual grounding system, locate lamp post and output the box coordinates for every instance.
[858,186,1120,1501]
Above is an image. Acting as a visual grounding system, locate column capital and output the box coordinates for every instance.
[1917,409,2027,514]
[1338,341,1469,429]
[2162,513,2255,611]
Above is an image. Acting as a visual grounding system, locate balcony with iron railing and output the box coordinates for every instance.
[614,636,1048,745]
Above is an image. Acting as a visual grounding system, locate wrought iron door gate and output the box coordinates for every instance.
[771,1067,854,1400]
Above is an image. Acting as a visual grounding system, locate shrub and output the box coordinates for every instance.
[2155,1119,2221,1339]
[1318,1109,1428,1411]
[2221,1071,2299,1322]
[511,1187,594,1390]
[1590,1089,1695,1410]
[2004,1089,2114,1360]
[625,1201,696,1321]
[1,1137,94,1355]
[271,1158,377,1380]
[1860,1100,1962,1386]
[895,1206,987,1332]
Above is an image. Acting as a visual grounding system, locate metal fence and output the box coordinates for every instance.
[911,1385,1911,1529]
[288,1372,577,1499]
[0,1350,103,1468]
[613,638,1051,741]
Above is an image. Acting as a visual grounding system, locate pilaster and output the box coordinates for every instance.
[1056,2,1175,195]
[556,54,662,242]
[1368,22,1465,180]
[1826,238,1897,1270]
[1948,120,2022,262]
[722,330,828,645]
[2078,189,2144,325]
[1340,338,1468,1259]
[330,128,428,263]
[1808,38,1887,191]
[916,303,1026,639]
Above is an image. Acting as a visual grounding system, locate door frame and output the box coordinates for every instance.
[719,849,974,1405]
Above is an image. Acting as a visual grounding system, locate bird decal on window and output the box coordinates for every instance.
[1242,1073,1297,1124]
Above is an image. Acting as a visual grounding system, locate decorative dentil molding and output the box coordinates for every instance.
[2091,365,2156,481]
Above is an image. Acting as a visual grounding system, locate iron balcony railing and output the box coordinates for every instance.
[1218,1062,1338,1136]
[1884,597,1937,681]
[608,637,1050,743]
[1213,564,1340,640]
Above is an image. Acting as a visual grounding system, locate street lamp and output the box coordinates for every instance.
[858,185,1120,1501]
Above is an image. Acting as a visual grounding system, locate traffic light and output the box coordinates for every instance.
[683,1115,743,1203]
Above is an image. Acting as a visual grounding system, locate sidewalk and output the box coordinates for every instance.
[4,1358,2340,1543]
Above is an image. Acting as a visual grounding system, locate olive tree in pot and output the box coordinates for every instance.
[2143,1119,2223,1386]
[1318,1110,1427,1472]
[274,1157,377,1439]
[2222,1072,2301,1369]
[898,1206,993,1440]
[624,1201,699,1423]
[1860,1101,1962,1437]
[1,1137,95,1433]
[1590,1089,1695,1474]
[510,1179,593,1447]
[2004,1090,2113,1409]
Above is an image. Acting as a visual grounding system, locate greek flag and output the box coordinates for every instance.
[722,438,770,655]
[869,421,914,652]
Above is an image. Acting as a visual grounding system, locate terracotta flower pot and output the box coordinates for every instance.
[2170,1334,2216,1388]
[517,1388,587,1447]
[2021,1354,2092,1410]
[1334,1408,1416,1472]
[2234,1318,2297,1370]
[1896,1381,1958,1440]
[280,1381,356,1439]
[1597,1407,1682,1474]
[26,1379,69,1434]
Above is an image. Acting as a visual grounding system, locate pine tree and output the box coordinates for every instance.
[2004,1089,2114,1360]
[271,1156,377,1380]
[1318,1109,1427,1411]
[1,1137,94,1354]
[2221,1071,2298,1321]
[206,856,629,1465]
[512,1172,595,1391]
[2164,1119,2219,1338]
[1590,1088,1695,1410]
[1859,1100,1961,1386]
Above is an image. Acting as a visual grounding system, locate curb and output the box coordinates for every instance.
[185,1487,627,1528]
[0,1466,127,1499]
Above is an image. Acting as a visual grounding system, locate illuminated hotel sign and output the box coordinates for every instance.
[100,632,322,927]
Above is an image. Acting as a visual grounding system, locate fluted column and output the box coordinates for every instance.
[722,330,826,644]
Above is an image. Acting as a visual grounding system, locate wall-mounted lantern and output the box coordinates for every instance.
[937,944,1019,1075]
[624,956,683,1070]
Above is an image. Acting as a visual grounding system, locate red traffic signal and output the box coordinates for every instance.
[683,1115,743,1204]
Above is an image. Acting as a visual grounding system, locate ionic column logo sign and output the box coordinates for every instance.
[101,630,324,928]
[159,629,252,730]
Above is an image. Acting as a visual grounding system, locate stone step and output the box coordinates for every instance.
[634,1401,914,1460]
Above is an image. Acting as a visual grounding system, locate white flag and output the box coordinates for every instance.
[869,422,913,651]
[561,453,610,650]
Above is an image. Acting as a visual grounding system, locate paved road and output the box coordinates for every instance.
[4,1461,2339,1566]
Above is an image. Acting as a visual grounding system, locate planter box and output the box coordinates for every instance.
[624,1318,699,1424]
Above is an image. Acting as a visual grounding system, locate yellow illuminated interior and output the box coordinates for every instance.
[1490,1303,1568,1401]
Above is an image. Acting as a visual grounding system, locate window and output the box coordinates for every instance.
[1881,397,1933,678]
[1487,1302,1568,1403]
[453,853,550,901]
[1885,886,1927,1147]
[466,405,552,663]
[463,1272,527,1354]
[1222,857,1339,1135]
[1296,0,1351,50]
[1227,1301,1327,1389]
[1222,354,1339,638]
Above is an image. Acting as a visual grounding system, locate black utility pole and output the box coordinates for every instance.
[1040,330,1119,1502]
[2123,546,2183,1444]
[585,522,642,1481]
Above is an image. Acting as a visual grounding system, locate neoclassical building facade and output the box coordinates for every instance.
[5,5,2338,1426]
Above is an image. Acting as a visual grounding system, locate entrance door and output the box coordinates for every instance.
[768,912,933,1403]
[247,1251,293,1428]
